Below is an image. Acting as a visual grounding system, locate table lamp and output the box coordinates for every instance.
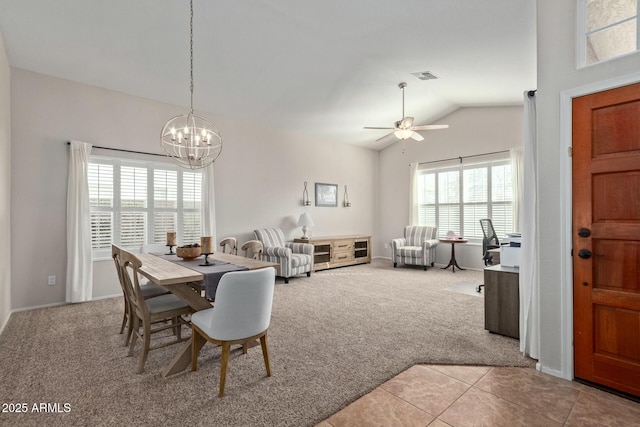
[297,212,314,240]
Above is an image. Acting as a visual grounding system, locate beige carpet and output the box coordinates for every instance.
[0,259,534,426]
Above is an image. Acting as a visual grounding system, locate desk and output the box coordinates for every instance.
[439,238,468,272]
[483,265,519,339]
[137,252,277,377]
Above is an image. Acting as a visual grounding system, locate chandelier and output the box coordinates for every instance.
[161,0,222,169]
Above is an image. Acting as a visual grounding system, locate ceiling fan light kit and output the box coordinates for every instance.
[364,81,448,142]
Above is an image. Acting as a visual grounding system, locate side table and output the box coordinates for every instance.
[439,238,468,272]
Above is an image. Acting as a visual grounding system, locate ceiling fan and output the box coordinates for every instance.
[364,82,448,141]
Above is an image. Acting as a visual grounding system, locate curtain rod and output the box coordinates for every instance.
[416,149,510,166]
[66,141,166,158]
[528,89,537,97]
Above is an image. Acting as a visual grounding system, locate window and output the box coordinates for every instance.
[579,0,639,66]
[416,158,513,239]
[89,156,202,258]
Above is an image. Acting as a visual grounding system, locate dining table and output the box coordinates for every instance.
[136,251,278,377]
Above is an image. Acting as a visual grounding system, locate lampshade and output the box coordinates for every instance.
[297,212,314,227]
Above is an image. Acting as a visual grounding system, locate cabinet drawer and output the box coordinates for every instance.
[332,239,354,251]
[332,250,354,263]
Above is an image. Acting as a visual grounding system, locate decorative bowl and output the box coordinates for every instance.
[176,246,201,260]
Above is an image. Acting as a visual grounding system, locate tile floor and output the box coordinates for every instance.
[317,365,640,426]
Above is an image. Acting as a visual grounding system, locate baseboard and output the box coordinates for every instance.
[372,256,391,260]
[7,294,120,319]
[92,293,121,301]
[0,312,10,336]
[11,301,69,313]
[537,363,568,380]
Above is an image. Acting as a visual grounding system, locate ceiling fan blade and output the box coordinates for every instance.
[400,116,414,128]
[364,126,395,130]
[410,124,449,131]
[410,131,424,141]
[375,132,394,142]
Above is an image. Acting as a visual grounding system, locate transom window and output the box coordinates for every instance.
[579,0,640,66]
[89,156,202,258]
[416,159,513,239]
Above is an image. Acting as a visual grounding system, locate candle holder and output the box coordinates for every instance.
[199,252,214,266]
[302,181,311,206]
[199,236,215,266]
[166,232,177,254]
[343,185,351,207]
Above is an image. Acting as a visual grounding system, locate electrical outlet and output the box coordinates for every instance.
[384,243,389,249]
[48,275,56,286]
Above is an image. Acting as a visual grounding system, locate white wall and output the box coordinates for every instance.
[377,106,524,269]
[536,0,640,376]
[0,33,11,332]
[10,69,378,307]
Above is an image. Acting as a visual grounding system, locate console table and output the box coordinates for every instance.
[294,235,371,271]
[484,265,520,339]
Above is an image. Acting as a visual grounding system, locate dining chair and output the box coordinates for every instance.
[112,245,169,346]
[119,249,194,373]
[219,237,238,255]
[191,267,276,397]
[241,240,264,260]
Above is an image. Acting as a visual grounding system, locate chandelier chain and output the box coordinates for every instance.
[189,0,194,112]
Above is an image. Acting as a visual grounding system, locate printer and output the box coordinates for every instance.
[501,233,521,267]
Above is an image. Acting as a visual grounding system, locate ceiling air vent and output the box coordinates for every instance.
[411,71,438,81]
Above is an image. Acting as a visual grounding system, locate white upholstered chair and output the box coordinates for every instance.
[253,228,313,283]
[390,226,439,270]
[191,267,276,397]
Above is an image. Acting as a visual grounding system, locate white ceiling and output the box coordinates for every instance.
[0,0,536,150]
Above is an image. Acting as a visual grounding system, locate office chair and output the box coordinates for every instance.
[477,219,501,293]
[480,219,500,266]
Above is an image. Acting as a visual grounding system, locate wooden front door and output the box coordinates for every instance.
[572,82,640,397]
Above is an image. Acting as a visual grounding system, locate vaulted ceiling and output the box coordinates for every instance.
[0,0,536,149]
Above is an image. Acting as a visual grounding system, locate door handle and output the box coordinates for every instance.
[578,249,592,259]
[578,228,591,237]
[578,249,604,259]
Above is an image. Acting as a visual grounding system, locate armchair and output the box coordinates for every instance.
[391,225,439,270]
[253,228,313,283]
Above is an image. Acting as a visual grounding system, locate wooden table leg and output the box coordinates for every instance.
[441,242,465,272]
[163,337,205,377]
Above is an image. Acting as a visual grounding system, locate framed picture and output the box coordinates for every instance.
[315,183,338,207]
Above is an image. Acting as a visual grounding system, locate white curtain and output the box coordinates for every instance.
[510,147,524,232]
[66,140,93,303]
[520,91,539,358]
[409,162,419,225]
[201,163,217,238]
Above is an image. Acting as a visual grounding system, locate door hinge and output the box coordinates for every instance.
[568,146,573,157]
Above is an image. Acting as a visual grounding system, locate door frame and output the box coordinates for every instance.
[558,71,640,381]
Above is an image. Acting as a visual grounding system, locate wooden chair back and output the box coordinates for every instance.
[219,237,238,255]
[119,249,147,321]
[112,244,131,337]
[241,240,264,260]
